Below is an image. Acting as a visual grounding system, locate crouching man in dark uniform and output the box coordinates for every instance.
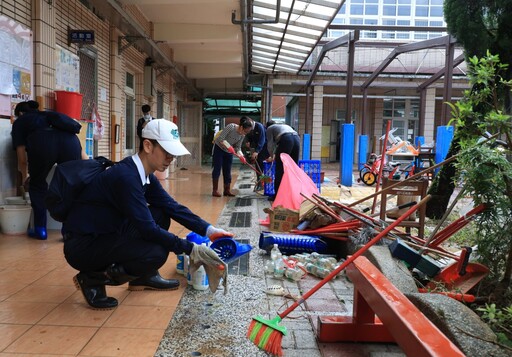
[63,119,232,309]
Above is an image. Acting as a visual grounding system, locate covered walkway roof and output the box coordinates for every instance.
[88,0,345,99]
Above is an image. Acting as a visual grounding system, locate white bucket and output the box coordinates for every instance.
[0,205,32,235]
[4,196,26,205]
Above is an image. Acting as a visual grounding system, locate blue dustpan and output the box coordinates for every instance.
[210,238,252,264]
[186,231,210,245]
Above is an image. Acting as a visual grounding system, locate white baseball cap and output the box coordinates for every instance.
[141,119,190,156]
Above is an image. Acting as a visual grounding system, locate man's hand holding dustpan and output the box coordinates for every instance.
[189,244,228,294]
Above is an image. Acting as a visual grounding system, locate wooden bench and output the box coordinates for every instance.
[317,256,464,357]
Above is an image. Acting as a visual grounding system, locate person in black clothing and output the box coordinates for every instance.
[245,120,268,190]
[265,120,300,200]
[11,100,86,240]
[63,119,232,310]
[136,104,153,139]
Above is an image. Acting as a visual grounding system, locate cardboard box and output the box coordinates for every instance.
[264,205,300,232]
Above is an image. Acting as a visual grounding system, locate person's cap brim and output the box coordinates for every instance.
[158,140,191,156]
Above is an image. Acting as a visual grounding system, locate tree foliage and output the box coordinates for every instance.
[427,0,512,217]
[449,53,512,290]
[444,0,512,84]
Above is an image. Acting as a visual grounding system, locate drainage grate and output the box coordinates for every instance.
[234,198,252,207]
[228,239,250,275]
[238,184,252,189]
[229,212,252,227]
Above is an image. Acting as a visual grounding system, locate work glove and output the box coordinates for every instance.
[189,243,228,294]
[236,151,247,164]
[206,225,234,242]
[222,140,236,154]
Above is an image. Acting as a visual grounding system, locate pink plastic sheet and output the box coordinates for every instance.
[260,153,319,225]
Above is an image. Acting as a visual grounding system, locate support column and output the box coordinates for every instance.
[311,85,323,160]
[423,88,436,144]
[32,0,56,108]
[110,27,124,161]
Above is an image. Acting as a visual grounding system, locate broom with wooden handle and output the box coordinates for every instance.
[247,195,431,356]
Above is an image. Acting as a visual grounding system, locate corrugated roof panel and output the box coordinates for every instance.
[250,0,344,74]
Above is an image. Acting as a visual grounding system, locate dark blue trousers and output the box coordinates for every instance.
[26,130,82,228]
[212,144,233,184]
[63,206,170,276]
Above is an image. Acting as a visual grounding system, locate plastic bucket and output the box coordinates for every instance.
[4,196,26,205]
[0,205,32,235]
[55,90,83,119]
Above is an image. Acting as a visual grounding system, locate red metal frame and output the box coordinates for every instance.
[317,256,465,357]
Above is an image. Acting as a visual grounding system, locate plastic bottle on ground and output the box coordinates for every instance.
[273,253,285,278]
[270,243,281,262]
[192,265,209,290]
[176,254,185,275]
[285,267,303,281]
[192,244,210,290]
[265,260,275,274]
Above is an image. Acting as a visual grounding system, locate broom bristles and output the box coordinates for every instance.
[247,315,286,356]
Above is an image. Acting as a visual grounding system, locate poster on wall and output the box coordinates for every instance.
[55,45,80,92]
[0,14,33,116]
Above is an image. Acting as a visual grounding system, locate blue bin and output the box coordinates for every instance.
[263,161,275,196]
[298,160,321,192]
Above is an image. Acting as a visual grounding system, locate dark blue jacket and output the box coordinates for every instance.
[11,110,52,149]
[64,156,208,254]
[247,121,266,154]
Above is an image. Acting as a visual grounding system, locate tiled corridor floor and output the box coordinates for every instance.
[0,165,231,357]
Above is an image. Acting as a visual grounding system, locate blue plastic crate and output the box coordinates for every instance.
[298,159,321,192]
[263,161,275,196]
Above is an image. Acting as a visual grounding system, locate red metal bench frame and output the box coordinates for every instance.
[317,256,464,357]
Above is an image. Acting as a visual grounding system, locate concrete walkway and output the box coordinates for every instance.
[155,165,406,357]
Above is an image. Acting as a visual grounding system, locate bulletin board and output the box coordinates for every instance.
[0,15,33,117]
[55,45,80,92]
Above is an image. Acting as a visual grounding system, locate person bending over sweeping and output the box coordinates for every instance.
[63,119,232,309]
[265,120,300,201]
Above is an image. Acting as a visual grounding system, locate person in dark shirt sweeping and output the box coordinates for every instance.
[63,119,232,309]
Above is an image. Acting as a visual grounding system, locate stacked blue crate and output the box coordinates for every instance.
[263,160,322,195]
[263,161,275,196]
[298,160,321,192]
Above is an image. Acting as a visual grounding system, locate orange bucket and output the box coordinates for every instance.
[55,90,83,119]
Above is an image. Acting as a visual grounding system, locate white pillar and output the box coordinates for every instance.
[311,86,323,160]
[423,88,436,144]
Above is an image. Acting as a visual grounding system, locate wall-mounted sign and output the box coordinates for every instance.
[68,30,95,45]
